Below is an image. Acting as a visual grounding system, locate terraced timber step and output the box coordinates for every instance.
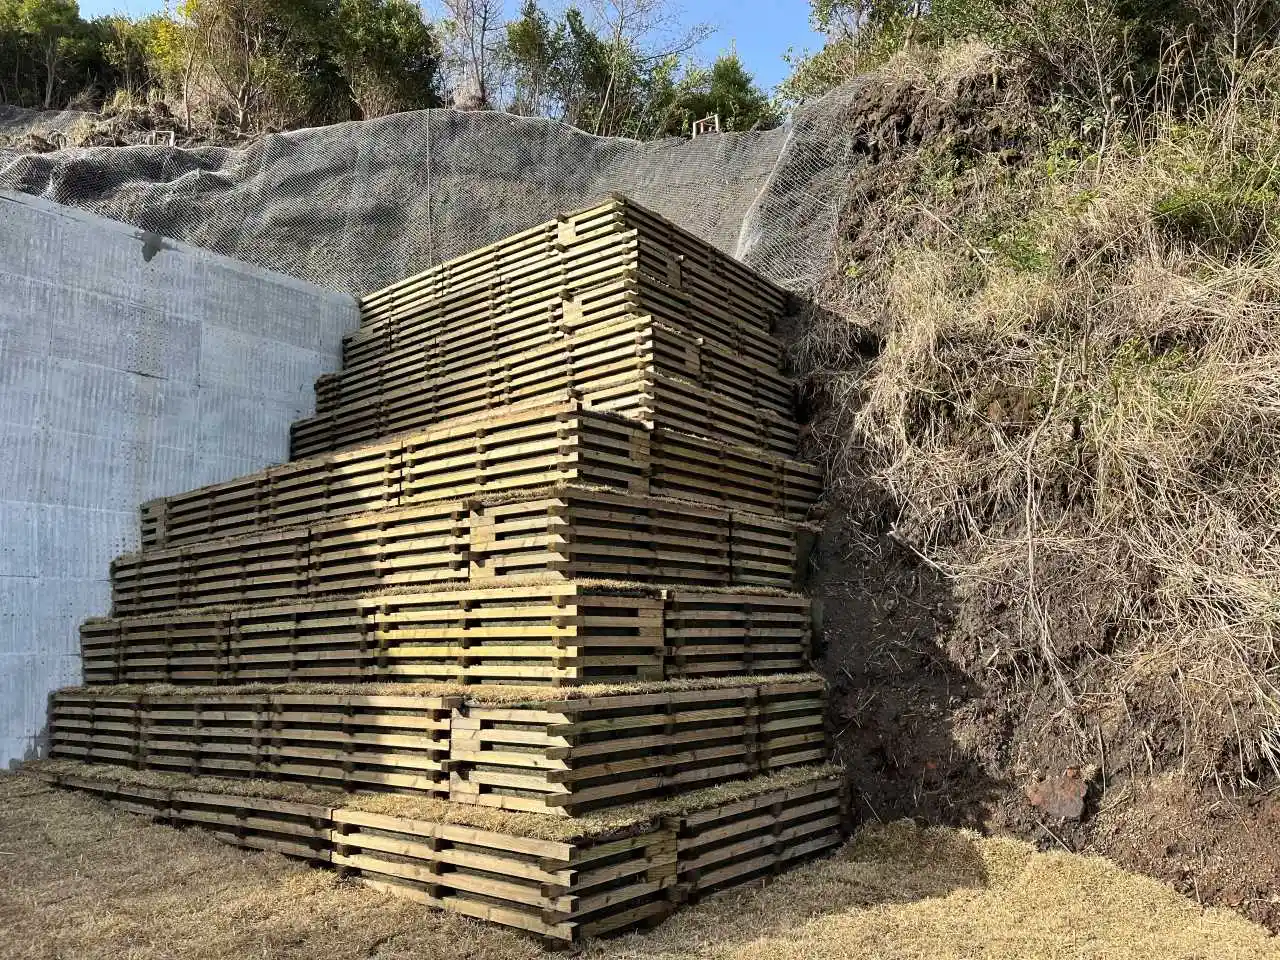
[140,401,822,550]
[353,265,783,374]
[447,678,827,815]
[291,316,800,459]
[32,762,845,941]
[111,489,818,617]
[352,195,789,371]
[81,583,813,687]
[50,689,455,795]
[48,676,827,813]
[343,277,788,412]
[358,195,790,335]
[319,290,794,425]
[143,402,641,548]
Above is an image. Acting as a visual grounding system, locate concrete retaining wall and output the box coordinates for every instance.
[0,191,359,767]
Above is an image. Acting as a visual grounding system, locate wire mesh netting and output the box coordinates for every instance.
[0,82,865,295]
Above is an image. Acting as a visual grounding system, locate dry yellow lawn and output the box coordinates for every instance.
[1,773,1274,960]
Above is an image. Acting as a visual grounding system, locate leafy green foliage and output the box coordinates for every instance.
[0,0,769,143]
[501,2,771,140]
[333,0,441,118]
[0,0,444,124]
[1,0,85,108]
[1153,182,1280,252]
[781,0,995,105]
[1147,107,1280,254]
[503,2,664,136]
[504,0,559,116]
[668,52,779,134]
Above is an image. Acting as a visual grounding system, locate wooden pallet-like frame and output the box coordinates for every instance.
[646,429,821,520]
[323,291,793,424]
[141,403,822,550]
[80,586,811,687]
[662,592,815,677]
[86,584,668,686]
[673,776,846,899]
[49,691,456,795]
[112,490,811,617]
[49,678,825,814]
[449,678,827,815]
[352,197,788,372]
[291,316,799,460]
[40,772,336,860]
[38,767,844,942]
[564,368,797,459]
[466,490,808,587]
[358,197,790,331]
[141,402,642,549]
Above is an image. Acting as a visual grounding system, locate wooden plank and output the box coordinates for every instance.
[85,583,810,686]
[45,767,844,941]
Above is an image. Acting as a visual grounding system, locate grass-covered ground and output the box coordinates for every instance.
[2,773,1275,960]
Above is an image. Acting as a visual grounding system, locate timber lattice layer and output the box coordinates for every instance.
[41,195,845,941]
[50,676,827,814]
[81,582,814,686]
[111,488,814,618]
[141,401,822,550]
[36,763,845,942]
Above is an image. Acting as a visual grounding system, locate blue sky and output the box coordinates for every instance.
[74,0,824,93]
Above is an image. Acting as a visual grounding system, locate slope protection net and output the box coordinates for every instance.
[0,82,864,296]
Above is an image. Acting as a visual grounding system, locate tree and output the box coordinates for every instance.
[439,0,502,108]
[335,0,442,117]
[16,0,79,108]
[146,5,203,129]
[502,1,741,139]
[586,0,709,134]
[504,0,560,115]
[101,14,158,100]
[670,50,778,134]
[177,0,332,131]
[180,0,267,130]
[0,1,34,105]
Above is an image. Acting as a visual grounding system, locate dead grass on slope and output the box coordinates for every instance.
[796,46,1280,786]
[2,772,1275,960]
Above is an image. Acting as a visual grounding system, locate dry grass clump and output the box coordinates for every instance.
[29,758,350,806]
[5,772,1274,960]
[875,39,1003,89]
[0,774,544,960]
[346,765,842,840]
[26,762,840,843]
[600,819,1280,960]
[798,48,1280,785]
[58,673,824,705]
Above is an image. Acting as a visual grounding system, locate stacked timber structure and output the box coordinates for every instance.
[38,196,845,942]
